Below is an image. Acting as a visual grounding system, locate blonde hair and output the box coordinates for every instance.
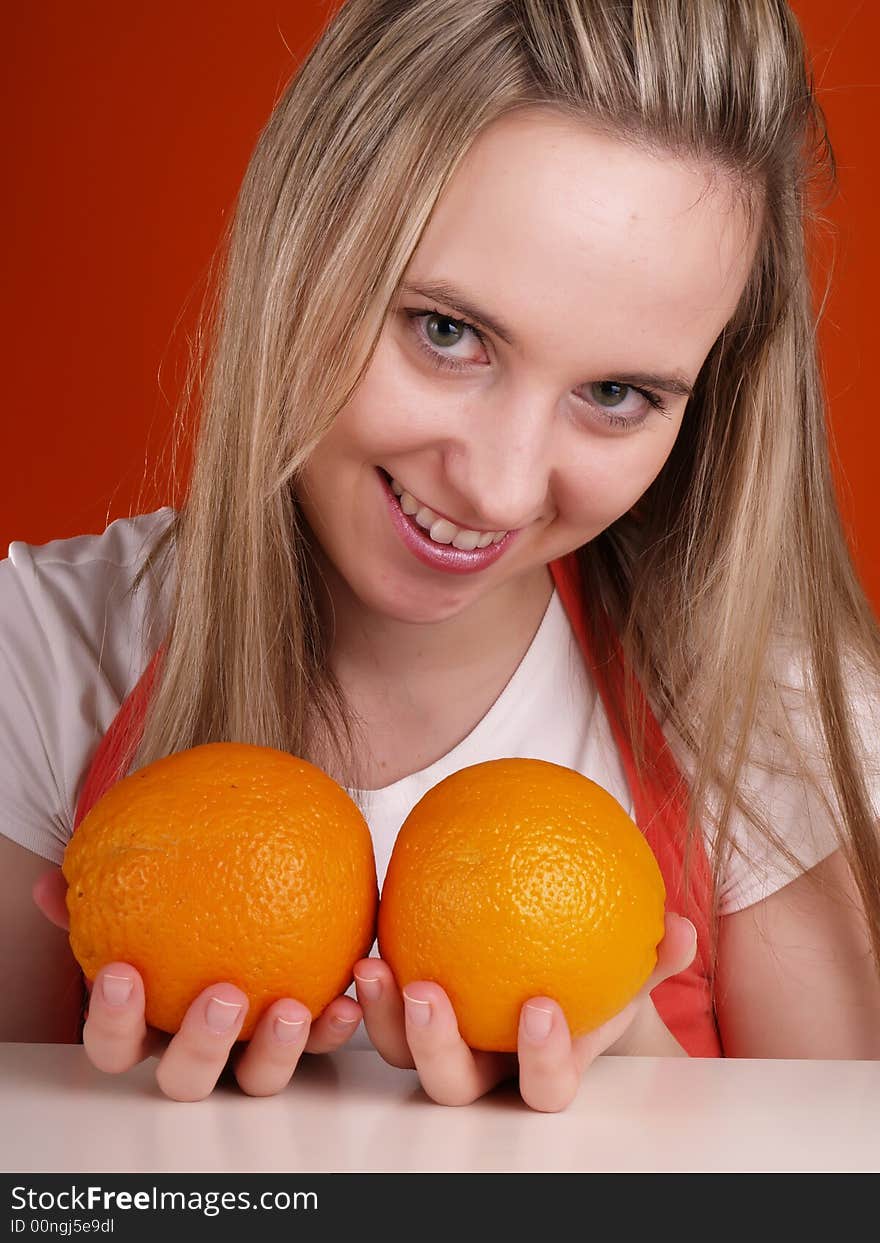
[129,0,880,984]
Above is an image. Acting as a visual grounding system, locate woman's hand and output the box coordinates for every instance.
[31,866,363,1100]
[355,911,697,1113]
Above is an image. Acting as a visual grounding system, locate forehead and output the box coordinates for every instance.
[407,109,758,361]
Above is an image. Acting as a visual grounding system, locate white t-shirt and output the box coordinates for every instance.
[2,509,874,922]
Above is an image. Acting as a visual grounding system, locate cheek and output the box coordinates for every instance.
[555,432,677,527]
[335,349,422,453]
[344,326,468,455]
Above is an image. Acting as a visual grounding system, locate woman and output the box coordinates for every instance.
[2,0,879,1111]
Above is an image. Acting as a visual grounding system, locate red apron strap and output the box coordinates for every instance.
[549,553,722,1057]
[73,647,164,831]
[70,647,164,1039]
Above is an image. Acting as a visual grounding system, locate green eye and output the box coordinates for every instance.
[405,308,485,373]
[424,313,466,349]
[591,381,632,408]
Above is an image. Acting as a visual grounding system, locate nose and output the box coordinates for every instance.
[443,389,555,531]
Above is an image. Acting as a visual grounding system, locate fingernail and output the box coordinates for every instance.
[684,918,698,950]
[205,997,243,1034]
[274,1016,307,1044]
[101,973,133,1007]
[523,1004,553,1043]
[331,1015,360,1033]
[403,992,432,1028]
[354,973,382,1003]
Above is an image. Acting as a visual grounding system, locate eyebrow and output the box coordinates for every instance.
[399,279,695,399]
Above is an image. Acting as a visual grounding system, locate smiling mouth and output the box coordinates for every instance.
[376,467,510,544]
[375,465,521,574]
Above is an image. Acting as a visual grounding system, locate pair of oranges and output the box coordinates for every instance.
[63,743,666,1051]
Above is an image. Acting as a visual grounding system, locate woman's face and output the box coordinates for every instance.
[296,108,759,628]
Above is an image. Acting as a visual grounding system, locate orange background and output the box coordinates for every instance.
[3,2,879,611]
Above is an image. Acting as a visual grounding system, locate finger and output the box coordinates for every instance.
[561,915,698,1070]
[644,912,698,993]
[516,997,582,1113]
[32,868,70,931]
[401,981,514,1106]
[303,993,363,1054]
[82,963,166,1073]
[569,994,645,1069]
[353,957,414,1068]
[231,999,312,1097]
[154,984,248,1102]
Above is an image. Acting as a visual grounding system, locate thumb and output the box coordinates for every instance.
[32,866,70,932]
[650,911,698,988]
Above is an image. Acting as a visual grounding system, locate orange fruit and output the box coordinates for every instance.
[63,742,378,1040]
[378,758,666,1052]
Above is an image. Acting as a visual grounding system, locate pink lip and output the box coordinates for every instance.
[376,468,518,575]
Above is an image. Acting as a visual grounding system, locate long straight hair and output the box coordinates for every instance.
[127,0,880,984]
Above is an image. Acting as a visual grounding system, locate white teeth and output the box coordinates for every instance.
[428,518,458,544]
[452,529,481,551]
[400,491,420,516]
[414,506,435,531]
[386,473,508,549]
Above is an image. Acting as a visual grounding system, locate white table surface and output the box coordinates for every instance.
[1,1043,878,1174]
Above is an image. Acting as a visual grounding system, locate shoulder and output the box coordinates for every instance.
[1,506,176,656]
[4,506,176,583]
[661,631,880,915]
[0,508,177,861]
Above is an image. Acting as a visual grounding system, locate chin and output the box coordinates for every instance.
[353,573,475,626]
